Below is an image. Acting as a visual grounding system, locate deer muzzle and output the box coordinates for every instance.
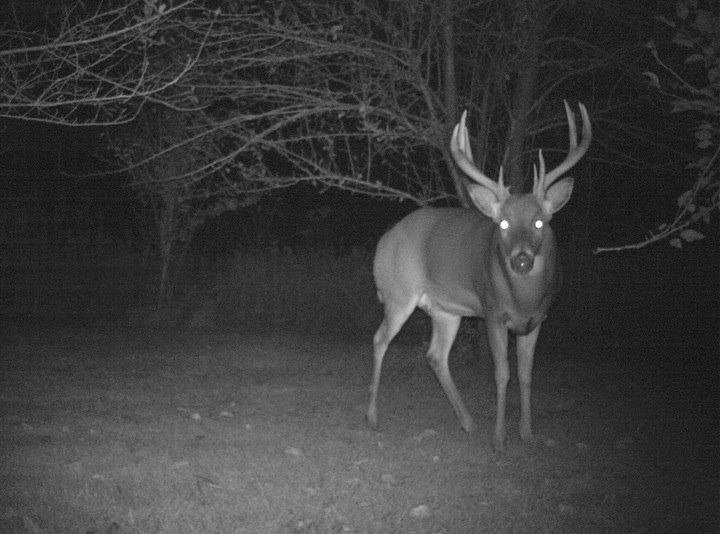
[510,251,534,275]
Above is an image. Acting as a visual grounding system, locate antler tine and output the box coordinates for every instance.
[543,100,592,189]
[533,149,546,196]
[564,101,578,152]
[450,110,502,194]
[459,111,475,165]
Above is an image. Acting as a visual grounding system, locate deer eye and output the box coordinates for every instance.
[534,219,543,230]
[499,219,509,230]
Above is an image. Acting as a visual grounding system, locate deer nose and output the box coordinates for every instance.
[510,251,534,274]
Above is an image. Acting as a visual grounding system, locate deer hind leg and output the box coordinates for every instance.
[367,300,416,429]
[426,310,474,432]
[486,320,510,451]
[516,325,540,443]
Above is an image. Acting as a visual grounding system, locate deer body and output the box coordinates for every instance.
[367,102,590,450]
[374,207,561,332]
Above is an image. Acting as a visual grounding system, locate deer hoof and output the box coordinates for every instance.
[461,416,475,434]
[493,433,507,452]
[366,409,378,429]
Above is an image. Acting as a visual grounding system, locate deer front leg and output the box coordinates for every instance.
[516,325,540,443]
[486,320,509,451]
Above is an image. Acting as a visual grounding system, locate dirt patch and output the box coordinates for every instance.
[0,325,716,533]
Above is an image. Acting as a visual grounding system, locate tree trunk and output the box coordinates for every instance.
[441,0,471,208]
[158,242,171,307]
[503,0,543,193]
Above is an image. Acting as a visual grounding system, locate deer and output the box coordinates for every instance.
[366,101,591,451]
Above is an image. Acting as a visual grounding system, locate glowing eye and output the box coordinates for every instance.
[534,219,543,230]
[499,220,509,230]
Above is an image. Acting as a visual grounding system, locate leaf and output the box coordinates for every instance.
[684,53,706,64]
[676,2,689,19]
[642,71,661,89]
[645,41,660,60]
[654,15,676,28]
[677,189,693,207]
[672,34,695,49]
[669,237,683,248]
[708,66,720,83]
[671,100,697,113]
[693,10,714,33]
[680,228,705,242]
[694,129,711,141]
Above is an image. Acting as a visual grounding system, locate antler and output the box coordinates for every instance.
[532,149,546,195]
[450,110,509,198]
[539,100,592,190]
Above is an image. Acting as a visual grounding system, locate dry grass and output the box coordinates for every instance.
[1,324,716,533]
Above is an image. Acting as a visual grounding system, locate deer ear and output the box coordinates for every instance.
[543,177,574,215]
[468,183,502,220]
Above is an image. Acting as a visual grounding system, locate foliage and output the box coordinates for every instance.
[598,1,719,252]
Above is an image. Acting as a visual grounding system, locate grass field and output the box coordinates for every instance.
[1,321,716,533]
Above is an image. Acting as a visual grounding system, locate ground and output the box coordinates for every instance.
[0,323,717,533]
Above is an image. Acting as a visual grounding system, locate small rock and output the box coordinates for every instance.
[285,446,303,457]
[410,504,430,518]
[414,429,438,442]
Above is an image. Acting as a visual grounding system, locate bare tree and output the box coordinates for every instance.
[185,0,634,205]
[0,0,218,125]
[107,107,263,305]
[2,0,650,210]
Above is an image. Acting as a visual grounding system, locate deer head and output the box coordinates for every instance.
[450,101,592,275]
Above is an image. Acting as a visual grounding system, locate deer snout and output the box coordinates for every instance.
[510,251,534,274]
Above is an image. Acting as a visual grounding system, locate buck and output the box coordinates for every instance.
[367,101,591,451]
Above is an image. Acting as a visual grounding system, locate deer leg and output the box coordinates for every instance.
[486,320,509,451]
[516,325,540,443]
[367,302,415,428]
[427,311,474,432]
